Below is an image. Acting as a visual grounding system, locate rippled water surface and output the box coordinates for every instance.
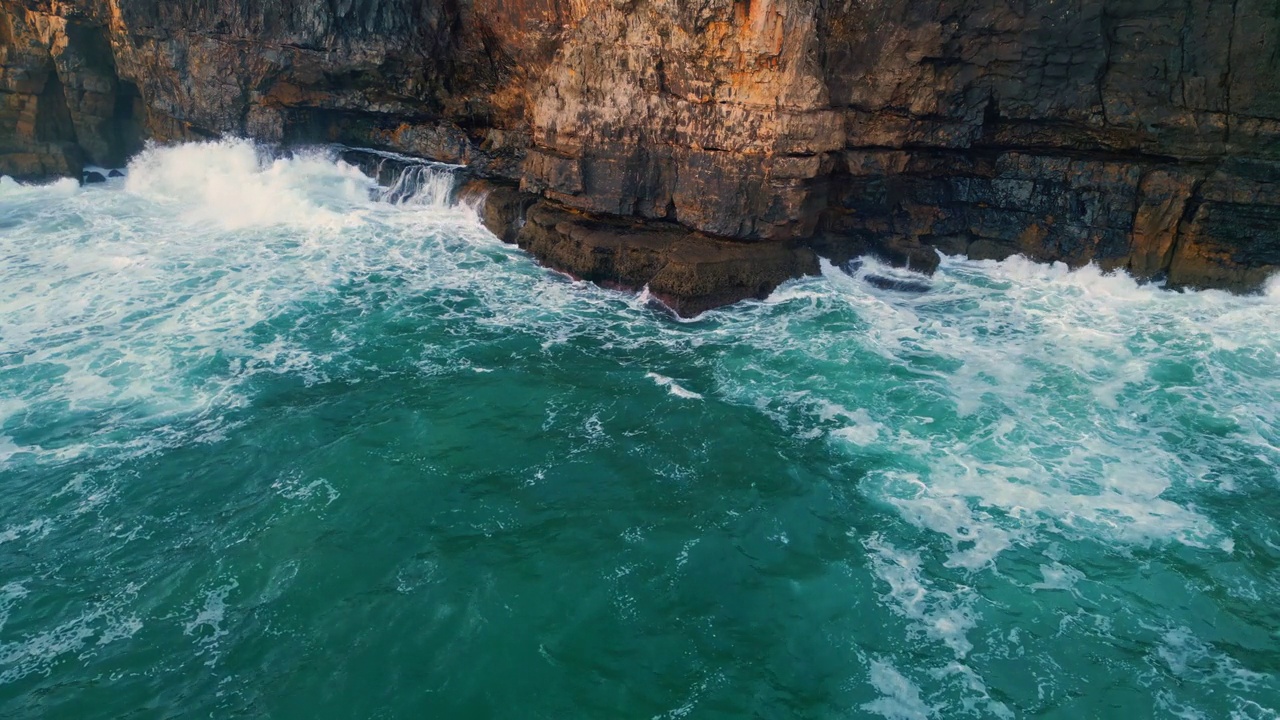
[2,141,1278,718]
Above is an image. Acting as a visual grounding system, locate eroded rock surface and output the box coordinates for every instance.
[3,0,1278,311]
[516,199,820,316]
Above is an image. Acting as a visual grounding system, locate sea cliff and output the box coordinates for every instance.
[3,0,1278,313]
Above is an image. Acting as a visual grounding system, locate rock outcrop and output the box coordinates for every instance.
[3,0,1278,313]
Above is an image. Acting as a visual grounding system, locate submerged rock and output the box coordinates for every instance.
[81,166,126,185]
[863,275,931,294]
[839,259,865,276]
[836,257,932,293]
[2,0,1278,307]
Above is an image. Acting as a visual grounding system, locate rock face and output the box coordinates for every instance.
[3,0,1279,313]
[514,200,820,316]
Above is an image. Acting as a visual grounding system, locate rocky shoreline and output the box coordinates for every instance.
[344,146,824,316]
[3,0,1278,313]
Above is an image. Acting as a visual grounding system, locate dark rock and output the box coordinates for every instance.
[967,239,1017,263]
[515,202,820,317]
[863,275,931,294]
[82,170,107,184]
[838,258,865,276]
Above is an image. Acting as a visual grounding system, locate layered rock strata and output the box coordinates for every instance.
[3,0,1278,313]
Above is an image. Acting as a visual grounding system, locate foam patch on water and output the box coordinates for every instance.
[721,257,1278,569]
[862,658,939,719]
[819,401,884,446]
[1149,626,1274,692]
[862,535,1021,717]
[185,579,239,667]
[1145,625,1279,719]
[0,582,142,684]
[272,470,340,508]
[0,519,53,546]
[1030,562,1084,593]
[0,139,490,469]
[646,372,704,400]
[865,535,977,659]
[694,253,1279,713]
[0,583,29,633]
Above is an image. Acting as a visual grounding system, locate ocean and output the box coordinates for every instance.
[2,139,1277,718]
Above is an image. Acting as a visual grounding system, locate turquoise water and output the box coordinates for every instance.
[1,140,1278,719]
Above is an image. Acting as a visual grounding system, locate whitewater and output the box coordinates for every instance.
[1,140,1277,718]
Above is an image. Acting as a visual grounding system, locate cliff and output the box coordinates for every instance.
[3,0,1278,313]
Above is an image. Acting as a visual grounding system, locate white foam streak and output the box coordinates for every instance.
[1149,625,1274,694]
[862,658,939,719]
[820,401,884,446]
[0,582,142,684]
[0,583,29,633]
[865,535,976,659]
[646,372,704,400]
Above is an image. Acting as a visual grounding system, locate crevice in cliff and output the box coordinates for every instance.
[849,141,1191,167]
[34,59,78,147]
[980,93,1000,145]
[279,41,326,52]
[107,79,145,166]
[0,8,13,49]
[1178,0,1191,110]
[1163,175,1207,277]
[1224,0,1239,144]
[1097,5,1115,125]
